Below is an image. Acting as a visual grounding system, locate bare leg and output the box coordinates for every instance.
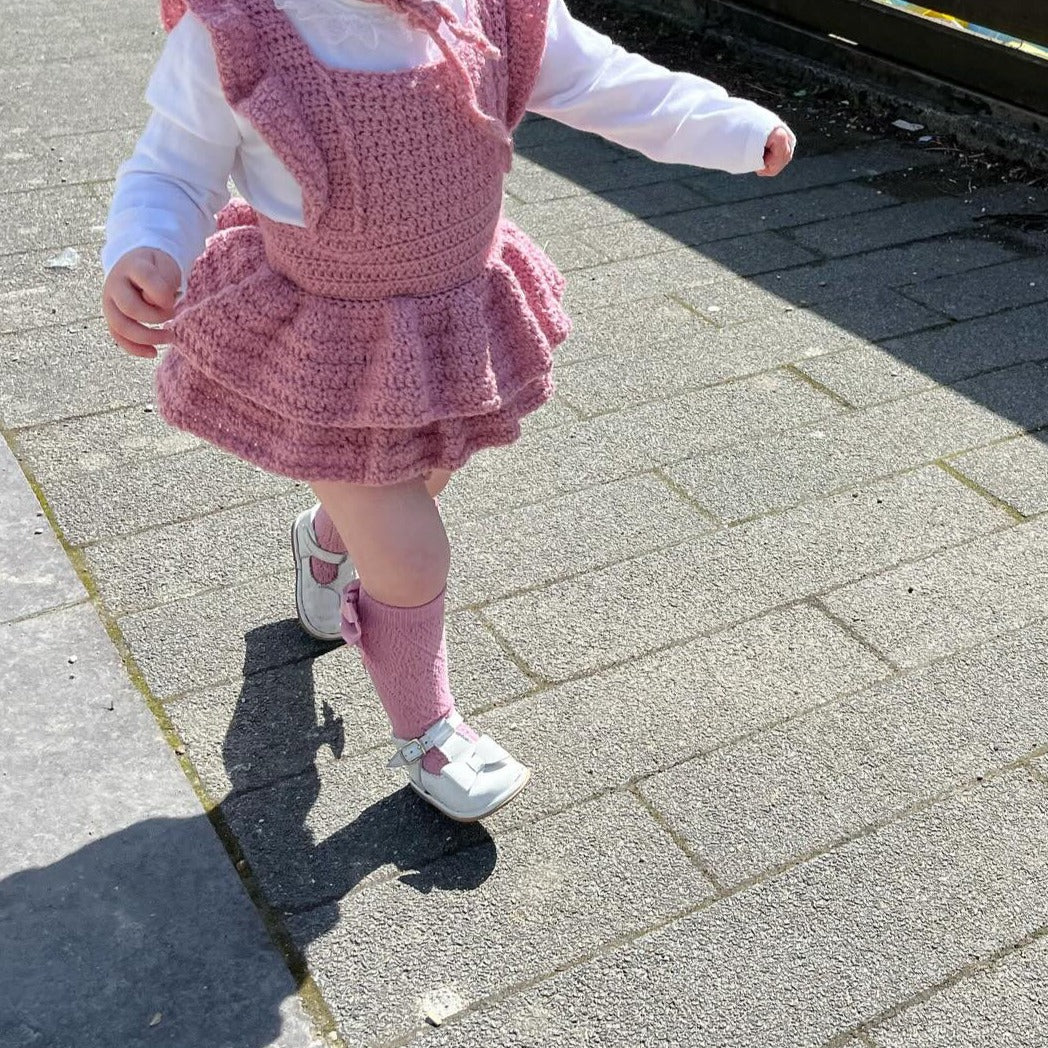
[310,477,448,607]
[424,468,452,500]
[309,469,452,584]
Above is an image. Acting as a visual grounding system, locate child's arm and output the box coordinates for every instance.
[102,15,237,355]
[528,0,794,176]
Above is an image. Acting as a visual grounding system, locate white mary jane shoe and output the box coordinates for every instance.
[388,710,531,822]
[291,505,356,642]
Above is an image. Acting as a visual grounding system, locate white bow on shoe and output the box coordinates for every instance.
[389,711,531,822]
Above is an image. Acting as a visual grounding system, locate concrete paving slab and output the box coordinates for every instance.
[677,282,945,341]
[0,12,159,65]
[871,934,1048,1048]
[0,245,106,333]
[749,235,1020,306]
[13,404,200,485]
[600,368,844,466]
[786,185,1047,258]
[528,230,608,271]
[556,293,710,365]
[821,517,1048,669]
[450,473,713,604]
[666,363,1045,522]
[402,773,1048,1048]
[0,437,84,622]
[562,247,725,311]
[691,229,823,275]
[639,619,1048,885]
[553,307,862,417]
[0,320,154,428]
[506,153,684,204]
[83,487,313,615]
[117,569,322,698]
[0,182,112,257]
[483,466,1008,680]
[433,415,652,523]
[0,601,322,1048]
[0,53,151,142]
[45,445,296,547]
[951,434,1048,517]
[795,303,1048,407]
[286,793,709,1046]
[645,181,895,247]
[0,127,140,194]
[901,254,1048,321]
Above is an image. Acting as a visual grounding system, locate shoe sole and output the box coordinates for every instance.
[407,767,532,823]
[291,510,343,643]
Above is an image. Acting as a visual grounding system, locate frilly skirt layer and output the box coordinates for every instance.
[157,218,570,484]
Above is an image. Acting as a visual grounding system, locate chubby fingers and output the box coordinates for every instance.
[103,277,172,359]
[756,126,796,178]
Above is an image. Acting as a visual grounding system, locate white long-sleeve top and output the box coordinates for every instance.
[103,0,791,280]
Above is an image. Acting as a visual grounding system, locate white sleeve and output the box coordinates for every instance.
[527,0,791,175]
[102,13,238,282]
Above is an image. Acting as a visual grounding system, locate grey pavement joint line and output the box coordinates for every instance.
[472,608,551,687]
[799,342,1048,413]
[1,594,91,627]
[718,447,1036,531]
[371,768,1041,1048]
[665,289,722,327]
[785,362,857,410]
[691,751,1045,900]
[1023,756,1048,786]
[651,467,724,525]
[936,458,1028,523]
[472,511,1022,686]
[808,597,901,673]
[1,431,343,1042]
[941,419,1048,459]
[825,925,1048,1048]
[73,482,303,553]
[628,784,726,894]
[556,361,844,424]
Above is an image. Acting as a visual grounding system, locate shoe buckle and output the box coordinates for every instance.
[390,738,425,768]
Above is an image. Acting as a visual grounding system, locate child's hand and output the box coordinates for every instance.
[756,126,795,177]
[102,247,181,359]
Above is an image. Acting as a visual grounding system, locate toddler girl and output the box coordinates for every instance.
[102,0,794,822]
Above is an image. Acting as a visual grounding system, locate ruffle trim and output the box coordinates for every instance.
[167,217,570,430]
[183,0,332,226]
[156,350,555,483]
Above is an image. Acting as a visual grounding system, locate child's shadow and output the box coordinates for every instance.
[0,621,495,1048]
[222,620,497,922]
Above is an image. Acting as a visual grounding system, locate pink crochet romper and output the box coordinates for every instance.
[158,0,571,484]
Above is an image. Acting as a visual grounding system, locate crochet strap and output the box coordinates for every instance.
[367,0,511,151]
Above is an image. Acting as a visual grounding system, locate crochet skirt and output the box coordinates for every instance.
[156,219,571,485]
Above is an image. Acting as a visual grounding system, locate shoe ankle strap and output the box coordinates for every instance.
[388,710,464,769]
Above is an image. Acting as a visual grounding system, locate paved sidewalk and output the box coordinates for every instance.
[4,0,1048,1045]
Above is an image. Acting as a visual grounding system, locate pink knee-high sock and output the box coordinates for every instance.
[311,505,347,585]
[341,582,477,774]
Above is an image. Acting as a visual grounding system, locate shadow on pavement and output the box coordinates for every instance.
[1,622,496,1047]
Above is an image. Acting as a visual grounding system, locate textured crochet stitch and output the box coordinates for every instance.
[157,0,571,484]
